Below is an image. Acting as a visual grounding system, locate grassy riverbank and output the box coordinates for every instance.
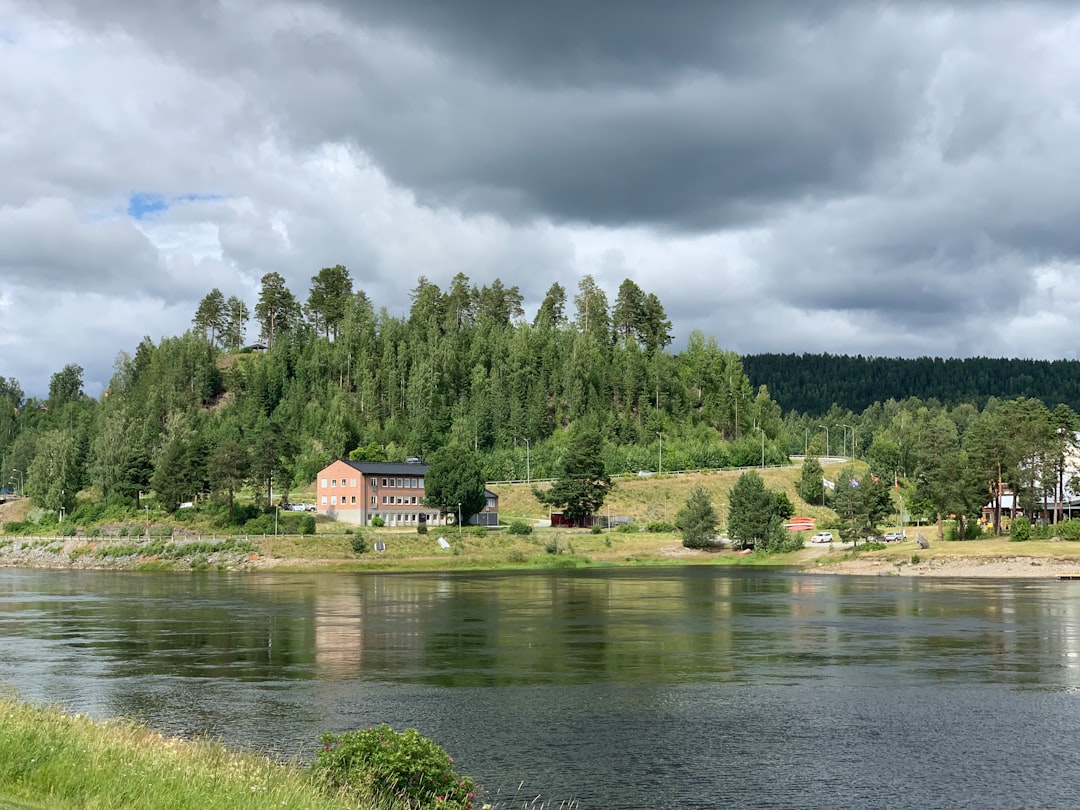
[0,697,364,810]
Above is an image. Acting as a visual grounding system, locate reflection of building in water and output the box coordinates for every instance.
[314,595,366,678]
[313,579,433,680]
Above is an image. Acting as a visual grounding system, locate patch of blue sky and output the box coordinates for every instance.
[127,192,168,220]
[127,192,224,220]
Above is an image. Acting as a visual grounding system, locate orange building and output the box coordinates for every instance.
[316,459,440,527]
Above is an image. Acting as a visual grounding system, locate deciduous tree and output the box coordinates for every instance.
[423,445,486,522]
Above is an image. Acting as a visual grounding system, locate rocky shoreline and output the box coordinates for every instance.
[0,536,265,571]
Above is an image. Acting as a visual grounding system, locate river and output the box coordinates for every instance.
[2,566,1079,808]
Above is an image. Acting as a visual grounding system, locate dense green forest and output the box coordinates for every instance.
[0,271,786,520]
[743,353,1080,415]
[2,267,1078,536]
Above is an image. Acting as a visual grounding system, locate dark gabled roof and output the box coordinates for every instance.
[484,489,498,499]
[341,460,430,475]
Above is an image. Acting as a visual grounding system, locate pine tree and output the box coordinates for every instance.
[676,485,719,548]
[533,426,612,525]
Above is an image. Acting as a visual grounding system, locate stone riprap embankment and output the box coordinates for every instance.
[0,536,264,570]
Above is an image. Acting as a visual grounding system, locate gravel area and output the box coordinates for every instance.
[811,554,1080,578]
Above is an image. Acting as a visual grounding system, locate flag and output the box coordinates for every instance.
[849,478,860,489]
[823,478,835,490]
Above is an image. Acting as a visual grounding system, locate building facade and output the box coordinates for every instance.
[316,460,500,527]
[316,460,440,527]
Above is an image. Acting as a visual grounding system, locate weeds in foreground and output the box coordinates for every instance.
[0,697,576,810]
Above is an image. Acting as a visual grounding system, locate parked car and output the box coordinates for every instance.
[884,530,906,542]
[810,531,834,544]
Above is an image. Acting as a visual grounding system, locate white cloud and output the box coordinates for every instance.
[6,0,1080,398]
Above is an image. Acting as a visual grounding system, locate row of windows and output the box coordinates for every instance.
[322,495,359,506]
[374,477,422,489]
[322,477,358,488]
[320,476,425,489]
[319,494,422,507]
[372,512,434,525]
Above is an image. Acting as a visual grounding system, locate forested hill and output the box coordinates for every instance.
[742,353,1080,415]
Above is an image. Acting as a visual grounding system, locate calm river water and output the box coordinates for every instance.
[2,566,1080,808]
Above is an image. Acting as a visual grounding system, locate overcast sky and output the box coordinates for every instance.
[4,0,1080,398]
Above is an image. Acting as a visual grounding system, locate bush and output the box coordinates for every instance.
[417,522,428,534]
[507,549,526,563]
[860,541,886,552]
[911,554,921,564]
[371,516,385,528]
[591,525,603,534]
[615,522,636,533]
[942,519,959,541]
[312,725,476,809]
[1010,516,1031,542]
[508,520,533,535]
[646,521,676,533]
[351,532,368,555]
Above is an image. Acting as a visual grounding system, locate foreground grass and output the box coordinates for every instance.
[0,698,366,810]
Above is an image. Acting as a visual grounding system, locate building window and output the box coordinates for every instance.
[371,477,377,487]
[418,477,424,489]
[350,495,356,504]
[382,496,387,504]
[371,495,376,505]
[350,478,356,487]
[397,478,403,488]
[321,479,327,488]
[388,478,395,487]
[330,495,337,505]
[321,495,327,505]
[331,479,336,488]
[382,478,387,487]
[411,496,417,504]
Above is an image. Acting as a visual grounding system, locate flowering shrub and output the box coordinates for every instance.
[313,724,477,810]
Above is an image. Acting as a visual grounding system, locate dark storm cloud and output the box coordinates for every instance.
[29,0,928,230]
[9,0,1080,396]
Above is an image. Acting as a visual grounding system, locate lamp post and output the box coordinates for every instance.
[818,425,829,458]
[144,505,150,539]
[657,431,663,476]
[754,426,765,468]
[523,437,531,484]
[840,424,852,458]
[457,502,462,536]
[12,469,22,496]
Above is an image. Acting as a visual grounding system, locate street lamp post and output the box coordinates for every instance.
[457,502,462,536]
[754,426,765,468]
[840,424,852,458]
[657,432,663,476]
[818,425,829,458]
[144,505,150,539]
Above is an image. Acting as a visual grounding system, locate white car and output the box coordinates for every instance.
[884,530,906,542]
[810,531,834,544]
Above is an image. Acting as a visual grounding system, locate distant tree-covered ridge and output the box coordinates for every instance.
[743,353,1080,416]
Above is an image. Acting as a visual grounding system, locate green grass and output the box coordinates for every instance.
[0,698,372,810]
